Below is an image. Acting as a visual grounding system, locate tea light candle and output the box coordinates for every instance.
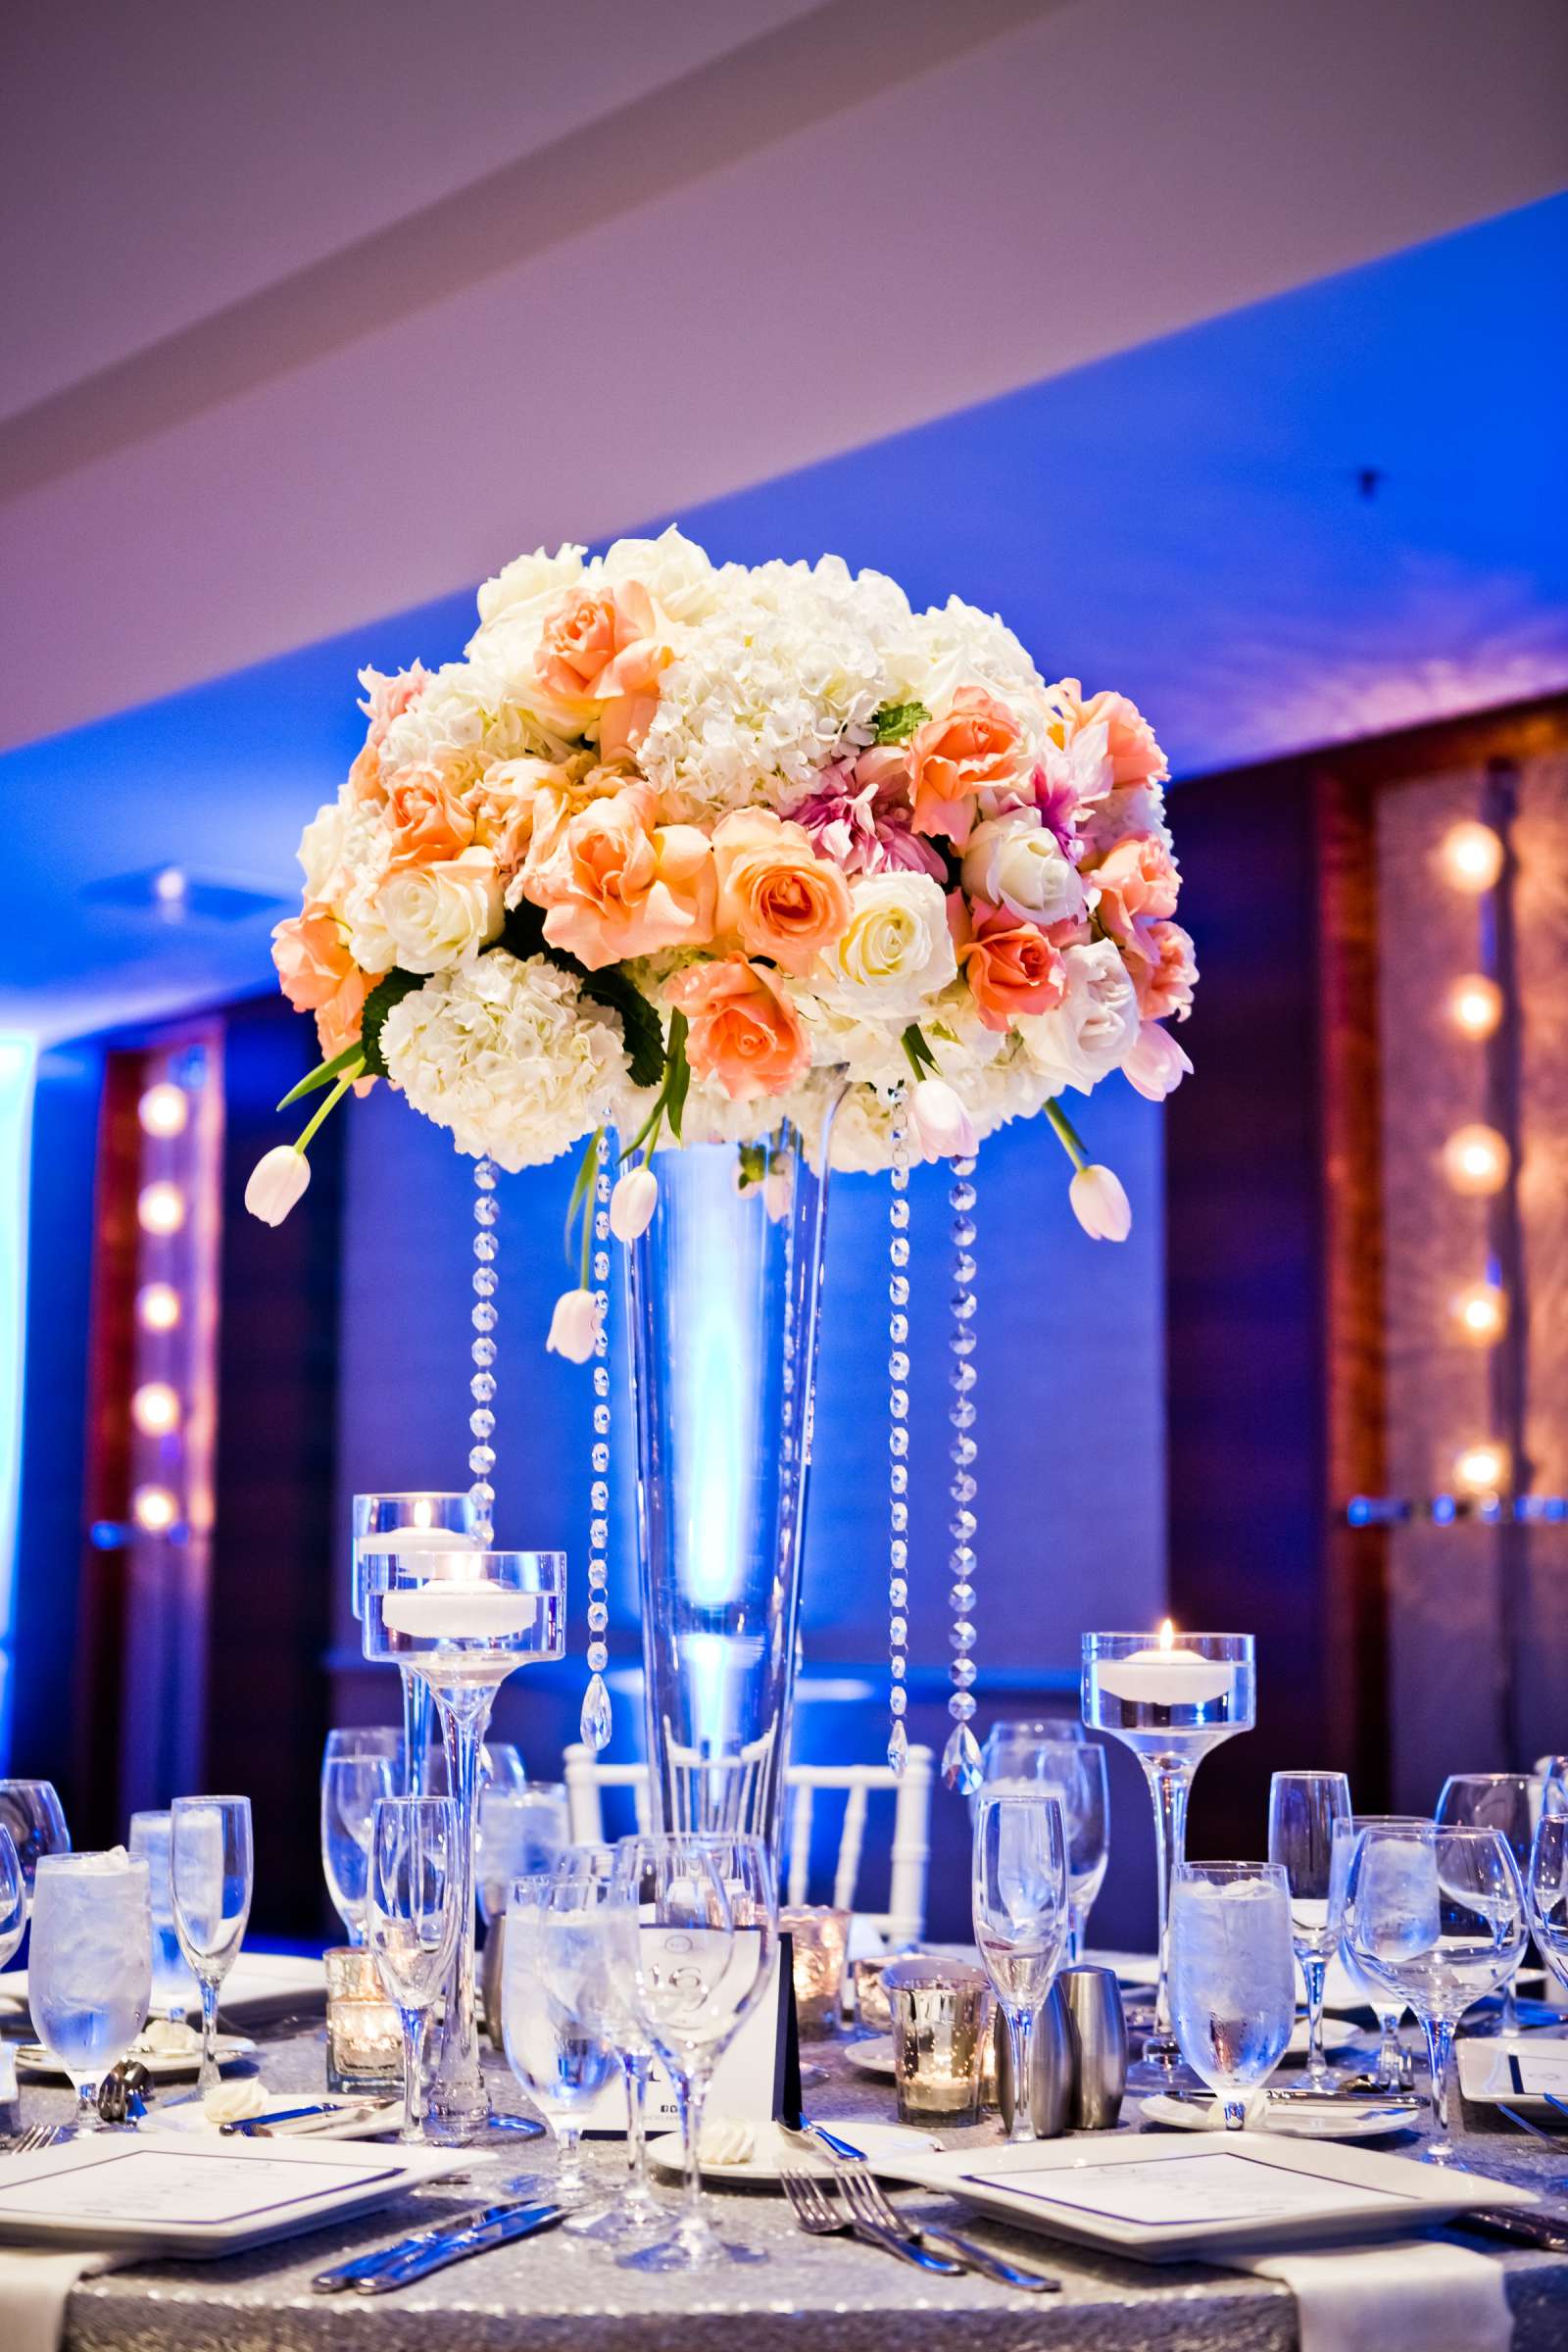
[381,1576,537,1641]
[782,1905,850,2037]
[1094,1621,1233,1707]
[884,1956,991,2125]
[324,1946,403,2094]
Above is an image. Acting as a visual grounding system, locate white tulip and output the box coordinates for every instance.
[546,1288,604,1362]
[610,1164,659,1242]
[1123,1020,1193,1102]
[244,1145,311,1226]
[909,1077,978,1159]
[1069,1163,1133,1242]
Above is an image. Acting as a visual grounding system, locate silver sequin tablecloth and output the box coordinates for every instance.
[24,2017,1568,2351]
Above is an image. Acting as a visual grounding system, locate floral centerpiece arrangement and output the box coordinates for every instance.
[247,528,1195,1338]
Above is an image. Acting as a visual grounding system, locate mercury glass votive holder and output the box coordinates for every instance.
[885,1956,992,2126]
[782,1904,851,2037]
[325,1945,404,2095]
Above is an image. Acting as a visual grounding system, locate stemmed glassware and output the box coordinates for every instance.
[367,1795,461,2144]
[352,1494,480,1799]
[1169,1863,1295,2129]
[478,1782,569,1925]
[361,1543,564,2140]
[1436,1773,1535,2034]
[1343,1820,1525,2162]
[502,1868,619,2213]
[321,1753,396,1944]
[1082,1630,1255,2082]
[1527,1813,1568,1999]
[972,1790,1071,2141]
[981,1734,1108,1962]
[0,1827,24,1970]
[0,1780,71,1909]
[1267,1771,1351,2083]
[171,1795,254,2094]
[543,1845,663,2241]
[609,1832,777,2273]
[28,1851,151,2133]
[128,1809,199,2021]
[1329,1815,1427,2089]
[1539,1758,1568,1817]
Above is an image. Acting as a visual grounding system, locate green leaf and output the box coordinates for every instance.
[562,1127,601,1265]
[496,897,552,963]
[275,1040,364,1110]
[580,967,666,1093]
[359,969,427,1078]
[901,1021,939,1079]
[663,1011,691,1141]
[871,700,930,745]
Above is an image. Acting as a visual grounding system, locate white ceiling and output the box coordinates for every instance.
[3,0,1565,752]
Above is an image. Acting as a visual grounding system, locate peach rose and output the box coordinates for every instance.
[906,688,1027,845]
[1135,919,1198,1022]
[1089,834,1179,954]
[524,783,715,970]
[666,956,811,1102]
[956,899,1067,1032]
[536,581,670,757]
[271,906,381,1063]
[1048,679,1167,787]
[346,662,429,806]
[384,771,476,870]
[710,808,853,974]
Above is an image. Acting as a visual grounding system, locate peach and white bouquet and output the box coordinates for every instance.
[248,529,1194,1285]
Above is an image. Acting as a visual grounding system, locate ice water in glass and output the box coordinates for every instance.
[1169,1864,1295,2127]
[29,1850,152,2129]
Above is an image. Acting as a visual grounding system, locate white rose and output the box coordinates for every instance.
[298,798,348,899]
[815,873,956,1019]
[961,810,1085,929]
[375,849,503,975]
[474,543,586,629]
[601,526,719,624]
[1016,939,1138,1096]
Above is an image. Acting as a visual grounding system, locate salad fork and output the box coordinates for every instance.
[0,2123,66,2155]
[779,2167,961,2275]
[836,2166,1058,2291]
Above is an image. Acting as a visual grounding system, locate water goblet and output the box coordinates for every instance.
[1527,1812,1568,2002]
[352,1494,480,1799]
[1344,1821,1525,2162]
[128,1810,199,2021]
[609,1832,777,2273]
[1268,1771,1351,2082]
[482,1741,527,1790]
[0,1779,71,1911]
[1436,1773,1535,2034]
[1329,1815,1429,2089]
[0,1827,24,1971]
[544,1845,663,2241]
[1169,1862,1295,2129]
[321,1754,395,1944]
[502,1866,621,2214]
[478,1782,569,1925]
[367,1795,461,2143]
[972,1790,1071,2141]
[28,1851,151,2133]
[1082,1630,1255,2083]
[171,1795,253,2094]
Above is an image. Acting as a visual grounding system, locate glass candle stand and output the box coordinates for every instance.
[352,1494,480,1798]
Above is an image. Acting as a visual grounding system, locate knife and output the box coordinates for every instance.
[1461,2207,1568,2253]
[312,2195,544,2292]
[220,2101,391,2136]
[354,2199,565,2292]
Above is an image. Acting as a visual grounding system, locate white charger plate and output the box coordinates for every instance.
[873,2132,1537,2262]
[1457,2034,1568,2124]
[1139,2092,1416,2142]
[15,2033,255,2082]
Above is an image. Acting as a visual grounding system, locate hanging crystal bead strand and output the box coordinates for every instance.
[468,1157,499,1543]
[943,1153,983,1793]
[580,1131,614,1751]
[886,1092,912,1775]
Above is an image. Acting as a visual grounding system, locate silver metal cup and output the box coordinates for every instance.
[993,1978,1074,2137]
[1059,1964,1127,2130]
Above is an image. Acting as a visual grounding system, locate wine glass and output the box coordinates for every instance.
[502,1869,617,2210]
[1267,1771,1351,2083]
[367,1795,461,2143]
[128,1810,198,2022]
[1329,1815,1428,2089]
[28,1851,151,2133]
[1170,1863,1295,2129]
[980,1718,1086,1777]
[0,1780,71,1911]
[1539,1758,1568,1818]
[1344,1821,1525,2161]
[352,1493,480,1799]
[609,1832,776,2273]
[0,1827,24,1971]
[972,1790,1071,2141]
[171,1795,254,2093]
[543,1845,662,2241]
[482,1742,528,1790]
[981,1735,1108,1962]
[321,1754,395,1944]
[1436,1773,1535,2034]
[1527,1813,1568,2001]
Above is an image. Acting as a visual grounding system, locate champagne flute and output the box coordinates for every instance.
[1344,1821,1525,2161]
[128,1810,199,2022]
[972,1790,1070,2141]
[28,1851,151,2133]
[1267,1771,1351,2082]
[1436,1773,1535,2034]
[368,1795,461,2143]
[171,1795,253,2093]
[1170,1863,1295,2129]
[321,1754,395,1943]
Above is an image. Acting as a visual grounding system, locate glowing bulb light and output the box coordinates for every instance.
[131,1382,180,1436]
[1451,1281,1507,1346]
[137,1181,186,1234]
[153,866,188,905]
[1442,1124,1510,1197]
[131,1484,178,1533]
[1447,975,1502,1041]
[1440,821,1504,894]
[136,1283,181,1331]
[1454,1443,1509,1497]
[138,1081,188,1138]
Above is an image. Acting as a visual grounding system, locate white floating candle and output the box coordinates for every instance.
[356,1527,476,1556]
[1095,1624,1233,1708]
[381,1581,537,1641]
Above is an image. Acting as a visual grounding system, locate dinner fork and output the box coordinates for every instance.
[835,2165,1059,2291]
[0,2122,66,2155]
[779,2167,962,2275]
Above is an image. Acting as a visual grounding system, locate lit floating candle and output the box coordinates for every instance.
[381,1577,539,1641]
[1094,1622,1234,1708]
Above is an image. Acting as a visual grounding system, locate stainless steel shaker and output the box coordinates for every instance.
[1059,1964,1127,2129]
[993,1977,1074,2136]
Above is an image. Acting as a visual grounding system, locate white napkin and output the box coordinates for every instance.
[1227,2238,1511,2352]
[0,2248,125,2352]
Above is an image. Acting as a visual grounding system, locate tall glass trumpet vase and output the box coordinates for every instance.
[1082,1631,1255,2088]
[627,1123,835,1862]
[362,1546,564,2141]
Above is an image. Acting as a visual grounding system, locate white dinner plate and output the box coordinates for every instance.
[150,2091,401,2143]
[842,2035,896,2080]
[873,2132,1537,2262]
[1139,2092,1417,2142]
[1457,2034,1568,2123]
[1,1953,326,2031]
[0,2131,466,2257]
[15,2034,256,2082]
[646,2119,938,2184]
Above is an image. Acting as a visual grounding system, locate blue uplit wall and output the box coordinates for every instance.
[0,1038,36,1766]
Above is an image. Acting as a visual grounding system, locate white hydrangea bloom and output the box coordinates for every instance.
[380,953,630,1170]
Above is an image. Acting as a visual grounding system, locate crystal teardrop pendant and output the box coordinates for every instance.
[579,1669,612,1751]
[942,1720,984,1794]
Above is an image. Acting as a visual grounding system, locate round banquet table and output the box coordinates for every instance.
[15,2008,1568,2352]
